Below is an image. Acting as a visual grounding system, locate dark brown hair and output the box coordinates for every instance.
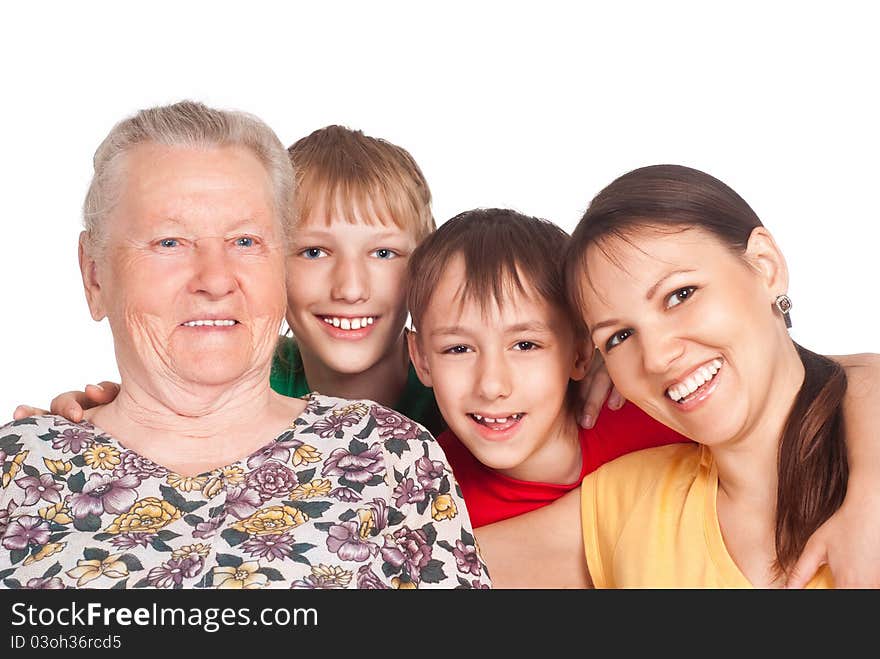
[407,208,577,336]
[288,125,434,240]
[564,164,848,575]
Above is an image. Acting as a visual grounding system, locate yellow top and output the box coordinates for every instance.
[581,443,833,588]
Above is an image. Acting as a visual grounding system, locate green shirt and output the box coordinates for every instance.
[270,335,446,437]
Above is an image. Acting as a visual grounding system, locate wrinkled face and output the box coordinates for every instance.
[89,143,287,389]
[580,226,789,447]
[411,257,585,481]
[285,196,418,376]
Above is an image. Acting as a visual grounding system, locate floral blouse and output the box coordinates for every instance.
[0,394,490,589]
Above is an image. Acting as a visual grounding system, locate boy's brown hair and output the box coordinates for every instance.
[407,208,581,337]
[288,125,435,240]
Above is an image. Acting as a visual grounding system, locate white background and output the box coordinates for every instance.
[1,1,877,414]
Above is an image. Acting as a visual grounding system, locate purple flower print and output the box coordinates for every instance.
[246,462,298,502]
[15,474,63,506]
[370,405,422,441]
[224,486,261,520]
[2,515,50,551]
[392,478,426,507]
[246,439,302,469]
[322,444,384,484]
[453,539,482,576]
[380,527,432,582]
[26,577,65,589]
[329,487,361,503]
[311,413,360,438]
[326,521,376,562]
[241,532,295,562]
[355,564,389,590]
[0,499,19,537]
[192,515,226,540]
[68,473,140,518]
[147,556,203,588]
[109,533,156,550]
[113,452,168,480]
[415,456,446,491]
[52,428,92,454]
[364,498,389,533]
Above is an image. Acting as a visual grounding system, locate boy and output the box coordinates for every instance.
[270,125,445,435]
[404,208,685,529]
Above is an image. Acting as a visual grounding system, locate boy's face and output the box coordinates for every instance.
[409,256,588,481]
[286,196,418,376]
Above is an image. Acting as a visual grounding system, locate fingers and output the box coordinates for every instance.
[785,538,827,589]
[13,405,49,420]
[607,386,626,411]
[86,381,121,404]
[49,391,88,423]
[578,368,614,429]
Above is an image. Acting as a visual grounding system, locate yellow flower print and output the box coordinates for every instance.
[24,541,67,566]
[104,497,181,534]
[213,562,268,589]
[431,494,458,522]
[166,473,208,492]
[231,505,308,535]
[289,478,332,500]
[392,576,418,589]
[39,501,74,525]
[292,444,322,467]
[333,402,369,418]
[311,564,353,587]
[202,466,245,497]
[171,543,211,561]
[2,450,29,488]
[356,508,374,539]
[82,445,121,470]
[43,458,73,475]
[65,554,129,587]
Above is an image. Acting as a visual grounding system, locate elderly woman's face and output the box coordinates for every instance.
[87,143,287,388]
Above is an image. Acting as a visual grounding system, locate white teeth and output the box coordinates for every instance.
[667,359,723,402]
[183,319,236,327]
[321,316,376,330]
[471,413,523,425]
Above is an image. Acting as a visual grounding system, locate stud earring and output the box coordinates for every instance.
[774,294,793,329]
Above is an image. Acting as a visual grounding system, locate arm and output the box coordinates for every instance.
[474,487,591,589]
[788,353,880,587]
[12,381,119,422]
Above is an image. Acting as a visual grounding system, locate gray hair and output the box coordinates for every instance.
[83,100,294,252]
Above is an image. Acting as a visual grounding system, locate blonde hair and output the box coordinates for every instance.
[288,125,434,241]
[83,100,294,252]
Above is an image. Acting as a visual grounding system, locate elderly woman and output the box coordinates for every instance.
[0,102,488,589]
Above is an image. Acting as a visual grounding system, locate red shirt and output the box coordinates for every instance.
[438,402,691,528]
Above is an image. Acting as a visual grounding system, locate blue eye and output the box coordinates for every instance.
[606,329,633,351]
[235,236,255,248]
[666,286,697,309]
[513,341,538,351]
[301,247,327,259]
[371,248,398,260]
[159,238,180,248]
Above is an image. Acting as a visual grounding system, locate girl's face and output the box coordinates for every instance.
[579,225,796,448]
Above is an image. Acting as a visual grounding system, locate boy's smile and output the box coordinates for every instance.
[410,256,587,483]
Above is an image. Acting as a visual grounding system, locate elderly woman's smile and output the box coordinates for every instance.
[84,142,288,391]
